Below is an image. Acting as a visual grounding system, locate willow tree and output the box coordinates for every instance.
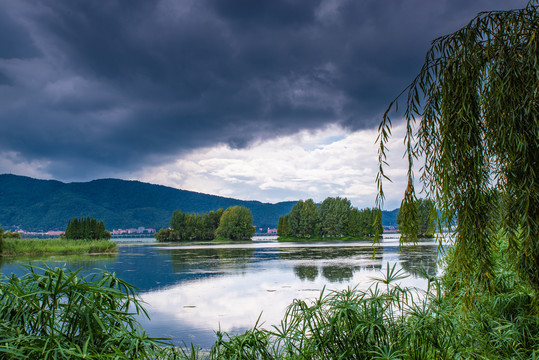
[377,1,539,290]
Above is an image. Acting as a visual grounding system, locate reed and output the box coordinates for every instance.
[1,238,117,256]
[207,236,539,359]
[1,234,537,359]
[0,265,186,359]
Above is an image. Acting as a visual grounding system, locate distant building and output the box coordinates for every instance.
[267,228,277,235]
[112,227,156,236]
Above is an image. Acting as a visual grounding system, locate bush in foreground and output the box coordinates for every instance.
[0,266,187,359]
[209,241,539,359]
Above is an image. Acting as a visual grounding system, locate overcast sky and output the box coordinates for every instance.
[0,0,528,209]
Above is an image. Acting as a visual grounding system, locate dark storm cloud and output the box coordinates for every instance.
[0,0,529,180]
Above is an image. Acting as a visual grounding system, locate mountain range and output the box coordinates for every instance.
[0,174,399,232]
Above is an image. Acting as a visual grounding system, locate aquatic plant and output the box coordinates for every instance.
[0,265,182,359]
[1,238,117,256]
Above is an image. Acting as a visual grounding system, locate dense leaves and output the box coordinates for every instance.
[158,209,224,241]
[215,206,256,241]
[377,1,539,289]
[0,174,296,231]
[278,197,383,238]
[396,198,437,238]
[0,266,183,359]
[64,217,111,240]
[157,206,255,241]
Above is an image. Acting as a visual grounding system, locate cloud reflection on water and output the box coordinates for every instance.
[139,240,436,347]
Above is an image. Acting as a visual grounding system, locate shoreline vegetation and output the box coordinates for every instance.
[155,205,255,242]
[277,235,377,242]
[156,237,253,246]
[1,234,537,359]
[0,2,537,358]
[1,238,117,256]
[277,197,384,240]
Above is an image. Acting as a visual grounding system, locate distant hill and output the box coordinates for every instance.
[381,208,399,229]
[0,174,399,232]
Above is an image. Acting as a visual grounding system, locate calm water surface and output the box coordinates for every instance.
[0,235,442,349]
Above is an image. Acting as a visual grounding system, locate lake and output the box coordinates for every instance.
[0,235,442,349]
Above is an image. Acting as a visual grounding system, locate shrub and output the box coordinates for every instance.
[0,266,184,359]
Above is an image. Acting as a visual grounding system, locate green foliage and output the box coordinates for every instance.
[1,238,117,256]
[0,266,187,359]
[319,197,352,237]
[397,198,436,239]
[280,197,382,239]
[3,232,21,239]
[154,228,180,242]
[167,209,224,241]
[65,217,110,240]
[215,206,255,241]
[377,1,539,289]
[0,174,295,231]
[205,235,539,359]
[277,214,290,237]
[164,206,254,242]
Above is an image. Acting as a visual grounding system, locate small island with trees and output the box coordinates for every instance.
[277,197,383,240]
[155,205,255,242]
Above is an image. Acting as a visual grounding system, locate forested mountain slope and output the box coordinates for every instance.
[0,174,296,231]
[0,174,399,231]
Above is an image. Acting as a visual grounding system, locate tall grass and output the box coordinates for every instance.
[1,238,117,256]
[207,237,539,359]
[1,234,537,359]
[0,265,188,359]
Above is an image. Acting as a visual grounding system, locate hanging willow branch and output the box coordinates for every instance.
[376,1,539,290]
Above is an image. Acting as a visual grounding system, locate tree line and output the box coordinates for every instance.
[64,217,111,240]
[277,197,383,238]
[396,198,436,237]
[155,205,255,242]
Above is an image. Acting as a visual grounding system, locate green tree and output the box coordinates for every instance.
[277,216,284,236]
[155,228,179,242]
[65,217,110,240]
[170,210,190,241]
[397,199,436,237]
[346,208,362,237]
[319,197,352,237]
[3,231,21,239]
[201,210,221,240]
[287,200,304,237]
[277,214,290,237]
[377,2,539,289]
[299,199,320,238]
[215,206,255,241]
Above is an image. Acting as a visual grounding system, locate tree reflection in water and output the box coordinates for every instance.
[321,265,354,282]
[399,241,440,278]
[294,265,318,281]
[166,247,255,274]
[284,244,385,284]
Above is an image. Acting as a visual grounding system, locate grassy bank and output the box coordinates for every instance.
[1,238,118,256]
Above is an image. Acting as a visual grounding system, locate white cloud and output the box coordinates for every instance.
[135,123,411,209]
[0,151,52,180]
